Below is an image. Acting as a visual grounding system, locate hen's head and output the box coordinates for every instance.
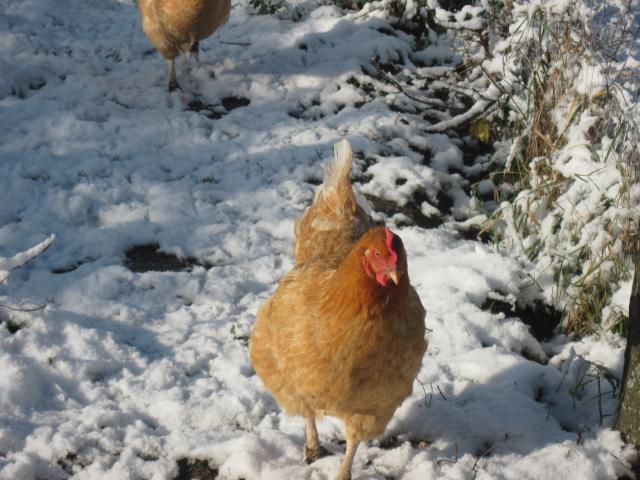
[362,227,405,287]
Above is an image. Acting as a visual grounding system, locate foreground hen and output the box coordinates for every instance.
[250,140,427,480]
[138,0,231,90]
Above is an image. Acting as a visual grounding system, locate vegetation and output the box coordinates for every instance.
[247,0,640,336]
[463,0,640,336]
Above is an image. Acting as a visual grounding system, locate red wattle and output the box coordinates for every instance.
[375,271,388,286]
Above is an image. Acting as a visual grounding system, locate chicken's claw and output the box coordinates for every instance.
[304,445,331,464]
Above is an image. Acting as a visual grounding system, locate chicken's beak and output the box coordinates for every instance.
[388,269,399,285]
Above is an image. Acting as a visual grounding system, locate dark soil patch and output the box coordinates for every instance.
[221,96,250,112]
[287,107,304,119]
[364,192,443,229]
[175,458,219,480]
[346,76,375,95]
[57,453,77,475]
[187,99,225,120]
[233,334,250,346]
[408,143,432,166]
[304,176,322,186]
[456,224,493,244]
[482,297,563,341]
[376,26,397,37]
[287,101,325,120]
[1,319,23,334]
[230,325,250,347]
[124,243,211,273]
[188,96,250,120]
[52,261,86,274]
[377,436,430,450]
[462,138,494,167]
[435,187,454,217]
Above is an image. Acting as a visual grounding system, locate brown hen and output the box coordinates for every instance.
[250,140,427,480]
[138,0,231,90]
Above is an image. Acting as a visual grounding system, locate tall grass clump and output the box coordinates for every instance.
[468,0,640,335]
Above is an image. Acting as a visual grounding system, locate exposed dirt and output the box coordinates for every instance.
[52,261,87,274]
[482,297,563,342]
[364,192,443,229]
[175,458,219,480]
[377,435,430,450]
[124,243,211,273]
[188,96,251,120]
[0,318,23,334]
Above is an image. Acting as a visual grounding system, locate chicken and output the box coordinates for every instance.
[138,0,231,91]
[250,140,427,480]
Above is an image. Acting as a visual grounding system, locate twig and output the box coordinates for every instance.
[596,374,603,427]
[385,74,441,107]
[0,302,47,312]
[533,127,555,150]
[437,385,447,401]
[587,390,616,404]
[472,442,497,478]
[436,443,458,465]
[479,63,511,97]
[219,40,251,47]
[370,61,442,108]
[417,378,432,408]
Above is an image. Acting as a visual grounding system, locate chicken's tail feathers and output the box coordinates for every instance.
[315,138,354,210]
[323,139,353,192]
[294,139,368,263]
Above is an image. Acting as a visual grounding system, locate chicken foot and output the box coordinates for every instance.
[304,417,330,463]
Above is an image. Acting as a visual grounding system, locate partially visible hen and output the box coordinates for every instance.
[138,0,231,90]
[250,140,428,480]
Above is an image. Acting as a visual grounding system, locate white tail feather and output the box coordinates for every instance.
[322,139,352,192]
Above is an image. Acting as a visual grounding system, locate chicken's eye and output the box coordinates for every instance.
[374,250,380,258]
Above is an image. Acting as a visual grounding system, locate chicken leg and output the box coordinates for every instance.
[304,417,329,463]
[190,40,201,64]
[167,58,180,91]
[336,426,360,480]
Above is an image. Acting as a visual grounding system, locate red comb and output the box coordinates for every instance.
[385,228,398,265]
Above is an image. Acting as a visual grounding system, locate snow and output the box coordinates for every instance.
[0,0,636,479]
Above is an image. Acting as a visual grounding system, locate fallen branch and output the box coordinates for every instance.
[424,79,512,133]
[0,235,55,284]
[424,96,495,133]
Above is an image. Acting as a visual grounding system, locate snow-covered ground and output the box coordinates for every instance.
[0,0,636,478]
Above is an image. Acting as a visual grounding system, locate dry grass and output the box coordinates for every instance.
[476,2,640,335]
